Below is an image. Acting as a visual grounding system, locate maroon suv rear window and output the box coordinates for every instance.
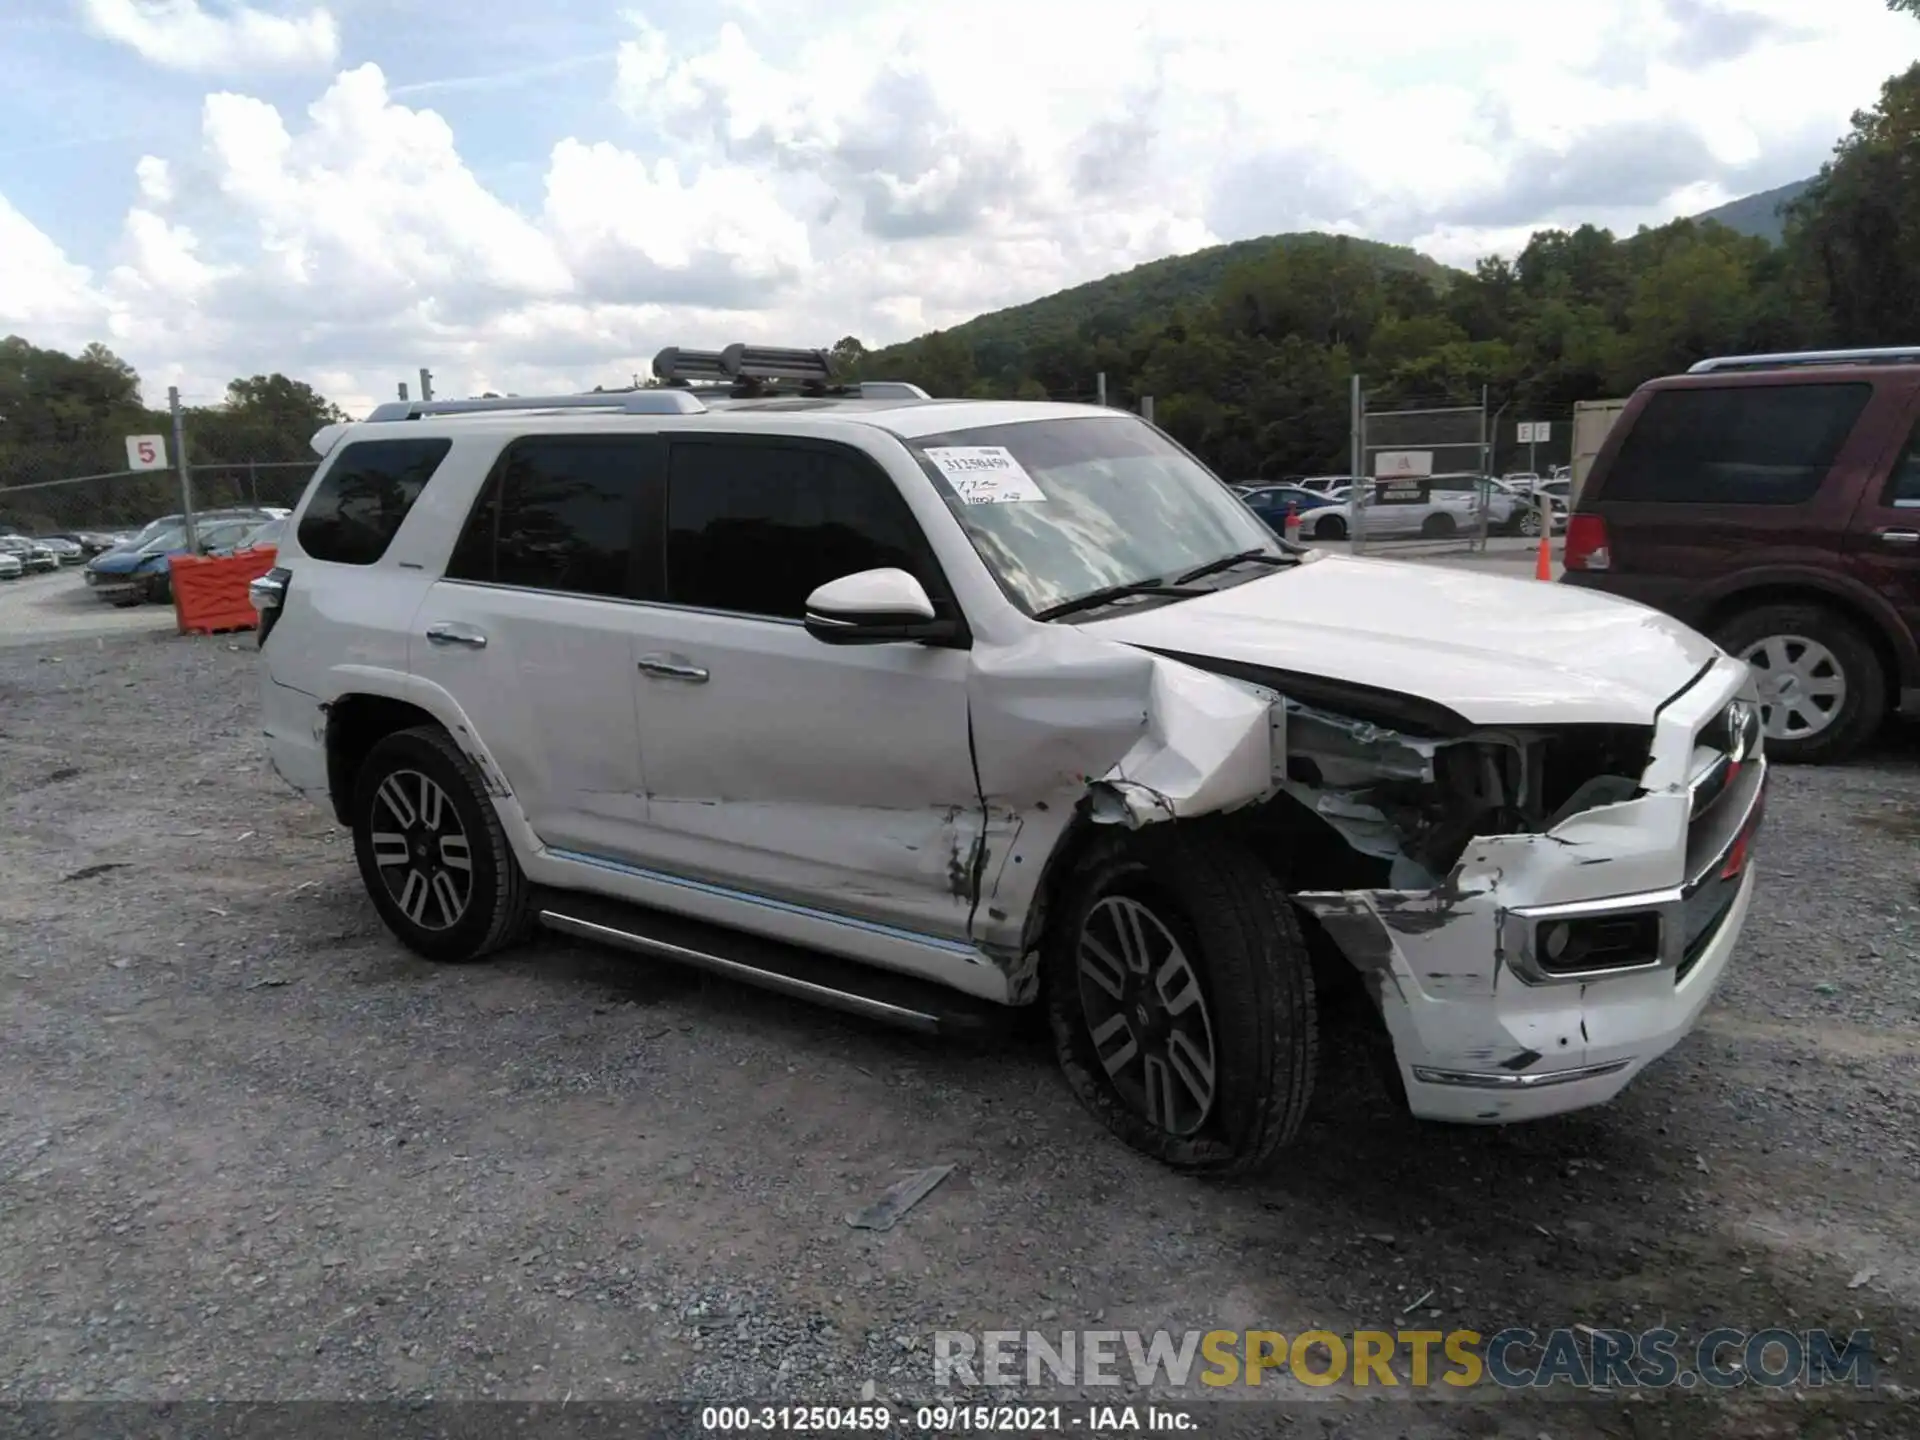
[1603,383,1870,505]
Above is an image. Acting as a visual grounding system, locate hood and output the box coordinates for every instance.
[1080,552,1721,728]
[90,548,172,574]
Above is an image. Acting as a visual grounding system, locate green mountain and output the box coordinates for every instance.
[874,233,1458,360]
[1693,178,1812,245]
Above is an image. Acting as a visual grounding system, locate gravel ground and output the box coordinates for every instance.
[0,569,175,650]
[1,631,1916,1439]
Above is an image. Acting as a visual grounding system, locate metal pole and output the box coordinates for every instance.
[1349,374,1364,553]
[419,368,434,402]
[398,382,409,402]
[1141,394,1154,424]
[247,459,258,505]
[168,386,198,552]
[1096,372,1107,407]
[1478,386,1490,552]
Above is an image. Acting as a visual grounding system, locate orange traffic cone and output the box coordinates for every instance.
[1535,530,1553,581]
[1284,502,1301,543]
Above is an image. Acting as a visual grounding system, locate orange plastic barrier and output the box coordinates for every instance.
[170,546,279,635]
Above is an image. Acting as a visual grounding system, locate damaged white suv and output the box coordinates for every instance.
[253,345,1766,1174]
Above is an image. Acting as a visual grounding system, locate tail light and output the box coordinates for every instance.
[249,566,290,647]
[1564,514,1611,572]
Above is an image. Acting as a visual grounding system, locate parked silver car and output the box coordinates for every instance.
[0,535,60,573]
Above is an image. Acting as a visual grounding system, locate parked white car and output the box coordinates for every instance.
[253,346,1766,1174]
[1324,479,1486,540]
[0,550,22,580]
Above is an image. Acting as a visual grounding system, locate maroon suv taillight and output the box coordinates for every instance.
[1564,514,1611,572]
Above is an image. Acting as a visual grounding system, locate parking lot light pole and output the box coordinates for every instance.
[168,386,198,553]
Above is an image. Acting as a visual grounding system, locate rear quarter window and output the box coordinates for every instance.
[1602,384,1871,505]
[296,438,453,564]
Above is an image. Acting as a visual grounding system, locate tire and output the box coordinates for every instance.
[146,572,171,604]
[1044,826,1316,1175]
[1515,508,1542,538]
[350,724,533,962]
[1420,512,1457,539]
[1312,514,1347,540]
[1713,603,1887,764]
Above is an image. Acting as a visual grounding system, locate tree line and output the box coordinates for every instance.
[0,338,343,530]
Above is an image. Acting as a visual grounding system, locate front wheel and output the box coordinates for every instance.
[1044,828,1316,1174]
[1714,603,1886,764]
[350,725,533,962]
[1515,508,1543,537]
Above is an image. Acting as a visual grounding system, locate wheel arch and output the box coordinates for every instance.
[1697,578,1910,703]
[321,673,520,827]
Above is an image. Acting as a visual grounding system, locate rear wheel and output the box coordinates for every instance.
[350,725,533,962]
[1312,514,1347,541]
[1714,603,1886,764]
[1044,827,1316,1174]
[1420,512,1457,539]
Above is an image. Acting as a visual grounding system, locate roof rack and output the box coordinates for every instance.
[362,391,709,423]
[1688,346,1920,375]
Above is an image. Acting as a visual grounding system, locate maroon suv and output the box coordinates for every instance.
[1562,347,1920,763]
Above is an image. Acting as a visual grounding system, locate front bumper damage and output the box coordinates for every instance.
[1293,655,1763,1122]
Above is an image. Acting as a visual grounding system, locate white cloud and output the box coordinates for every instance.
[79,0,340,73]
[543,139,812,306]
[14,0,1917,411]
[0,194,110,341]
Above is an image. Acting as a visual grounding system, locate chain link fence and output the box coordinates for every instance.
[0,462,316,535]
[1352,400,1494,556]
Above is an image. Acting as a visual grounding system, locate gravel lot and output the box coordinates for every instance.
[1,623,1916,1438]
[0,568,175,649]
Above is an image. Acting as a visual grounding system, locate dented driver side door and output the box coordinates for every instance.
[619,434,986,942]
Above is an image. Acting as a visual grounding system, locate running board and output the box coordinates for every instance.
[533,892,1010,1037]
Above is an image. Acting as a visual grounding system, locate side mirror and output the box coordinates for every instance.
[803,568,957,646]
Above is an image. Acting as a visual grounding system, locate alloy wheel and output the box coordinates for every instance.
[1740,634,1846,741]
[368,768,474,931]
[1075,895,1219,1137]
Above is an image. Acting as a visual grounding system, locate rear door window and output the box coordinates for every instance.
[446,436,646,599]
[1603,384,1871,505]
[297,438,452,564]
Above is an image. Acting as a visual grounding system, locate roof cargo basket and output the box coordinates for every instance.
[654,342,838,395]
[724,344,835,385]
[1689,346,1920,374]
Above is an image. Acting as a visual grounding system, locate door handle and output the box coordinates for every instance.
[637,653,710,683]
[1875,528,1920,547]
[425,622,488,649]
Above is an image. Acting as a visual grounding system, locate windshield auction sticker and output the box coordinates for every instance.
[922,446,1048,504]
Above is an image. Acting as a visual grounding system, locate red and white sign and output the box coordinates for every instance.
[1373,450,1433,479]
[126,434,168,471]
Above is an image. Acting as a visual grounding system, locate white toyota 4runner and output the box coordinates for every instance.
[253,345,1766,1174]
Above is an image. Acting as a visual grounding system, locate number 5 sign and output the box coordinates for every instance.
[126,434,168,471]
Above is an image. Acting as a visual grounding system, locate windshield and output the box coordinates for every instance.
[138,527,188,553]
[905,416,1278,616]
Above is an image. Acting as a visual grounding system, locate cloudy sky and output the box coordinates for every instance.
[2,0,1915,415]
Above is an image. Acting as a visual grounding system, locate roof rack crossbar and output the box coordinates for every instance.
[363,391,708,422]
[1689,346,1920,374]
